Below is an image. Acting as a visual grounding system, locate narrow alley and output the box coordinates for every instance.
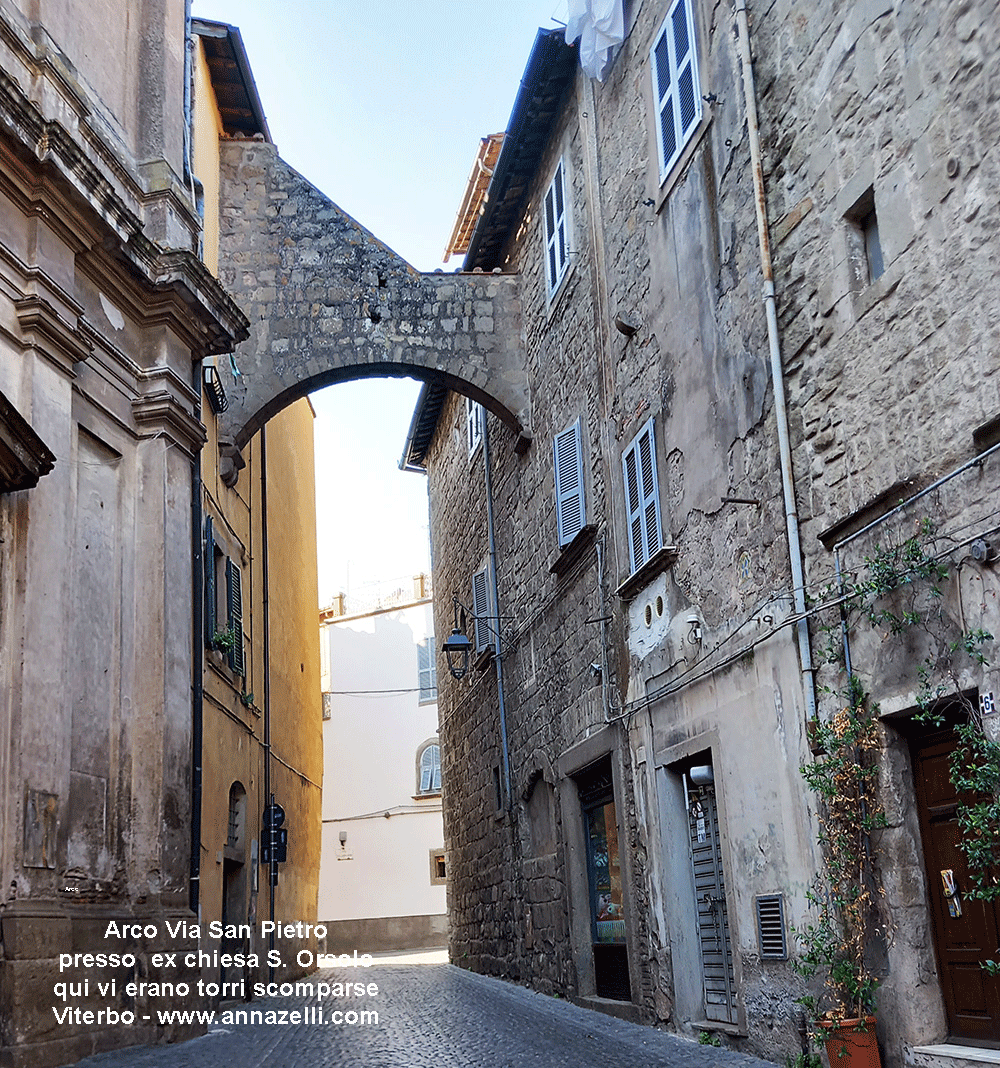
[62,953,779,1068]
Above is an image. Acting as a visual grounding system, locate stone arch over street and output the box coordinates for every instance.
[213,140,529,461]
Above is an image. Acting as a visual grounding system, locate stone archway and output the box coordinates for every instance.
[213,139,530,464]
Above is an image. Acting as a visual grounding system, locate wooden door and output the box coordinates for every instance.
[913,732,1000,1044]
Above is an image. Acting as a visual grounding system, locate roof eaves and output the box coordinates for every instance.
[192,18,272,142]
[463,28,577,272]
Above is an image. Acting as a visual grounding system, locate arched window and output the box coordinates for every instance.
[417,742,441,795]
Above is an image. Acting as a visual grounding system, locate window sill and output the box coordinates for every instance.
[615,544,679,601]
[850,257,902,321]
[412,792,442,802]
[474,645,495,672]
[549,524,597,576]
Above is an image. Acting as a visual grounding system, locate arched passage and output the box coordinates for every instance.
[213,139,530,461]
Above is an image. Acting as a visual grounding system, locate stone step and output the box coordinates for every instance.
[907,1043,1000,1068]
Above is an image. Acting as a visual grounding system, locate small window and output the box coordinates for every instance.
[622,418,663,574]
[650,0,703,183]
[544,158,570,294]
[430,850,447,885]
[862,210,884,282]
[554,419,586,547]
[418,743,441,794]
[844,186,884,287]
[466,397,483,456]
[417,638,438,703]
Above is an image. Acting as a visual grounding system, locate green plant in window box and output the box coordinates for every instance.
[212,627,237,655]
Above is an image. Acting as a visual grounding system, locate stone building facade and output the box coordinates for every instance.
[0,8,322,1066]
[403,3,1000,1066]
[192,19,323,998]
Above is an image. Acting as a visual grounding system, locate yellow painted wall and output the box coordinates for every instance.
[192,30,323,980]
[193,41,223,277]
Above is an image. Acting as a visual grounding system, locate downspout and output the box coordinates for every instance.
[260,425,275,980]
[186,0,202,918]
[190,358,204,917]
[482,415,512,810]
[735,0,816,721]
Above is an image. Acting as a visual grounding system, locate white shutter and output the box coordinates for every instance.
[651,0,702,181]
[544,159,569,294]
[554,419,586,547]
[417,639,437,702]
[466,398,483,456]
[622,418,662,573]
[472,567,492,653]
[420,744,440,793]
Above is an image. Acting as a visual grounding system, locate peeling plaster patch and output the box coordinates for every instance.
[99,293,125,331]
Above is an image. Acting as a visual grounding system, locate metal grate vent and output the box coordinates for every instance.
[755,893,787,960]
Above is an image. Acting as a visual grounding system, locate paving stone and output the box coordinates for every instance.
[61,962,779,1068]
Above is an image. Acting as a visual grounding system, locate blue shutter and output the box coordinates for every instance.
[472,567,491,653]
[554,419,586,547]
[622,419,662,572]
[420,744,441,793]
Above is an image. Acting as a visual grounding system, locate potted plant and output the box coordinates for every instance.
[797,675,888,1068]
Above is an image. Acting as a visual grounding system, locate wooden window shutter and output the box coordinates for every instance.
[651,0,702,181]
[554,419,586,547]
[204,516,216,648]
[544,159,569,294]
[226,557,245,676]
[472,567,492,653]
[420,744,441,793]
[622,418,662,573]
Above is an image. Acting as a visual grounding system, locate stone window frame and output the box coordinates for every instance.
[429,848,447,885]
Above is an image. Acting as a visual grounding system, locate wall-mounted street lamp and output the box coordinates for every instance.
[442,597,474,680]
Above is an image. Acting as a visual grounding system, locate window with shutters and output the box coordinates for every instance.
[544,158,570,296]
[650,0,703,184]
[417,638,437,703]
[466,397,483,457]
[622,418,663,575]
[225,557,245,676]
[554,419,586,547]
[471,565,493,654]
[417,742,441,795]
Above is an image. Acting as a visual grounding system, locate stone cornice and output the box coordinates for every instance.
[0,65,249,359]
[0,388,56,491]
[132,365,207,458]
[14,295,93,374]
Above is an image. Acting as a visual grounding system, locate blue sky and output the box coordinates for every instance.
[191,1,567,603]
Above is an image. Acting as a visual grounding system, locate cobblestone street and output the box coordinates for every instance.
[63,952,779,1068]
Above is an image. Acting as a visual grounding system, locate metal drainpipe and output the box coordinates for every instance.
[482,414,512,810]
[190,358,204,918]
[735,0,816,721]
[260,425,275,980]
